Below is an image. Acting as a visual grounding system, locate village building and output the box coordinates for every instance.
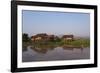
[31,33,74,42]
[31,33,48,41]
[31,33,58,42]
[62,35,74,41]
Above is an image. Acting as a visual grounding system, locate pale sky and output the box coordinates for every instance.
[22,10,90,37]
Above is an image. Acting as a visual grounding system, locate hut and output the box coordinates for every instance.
[31,33,48,41]
[62,35,74,41]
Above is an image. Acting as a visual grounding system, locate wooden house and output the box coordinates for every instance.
[31,33,48,41]
[31,33,58,42]
[62,35,74,41]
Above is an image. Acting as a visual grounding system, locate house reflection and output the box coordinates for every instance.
[62,45,83,52]
[30,45,56,54]
[23,44,84,54]
[62,46,74,51]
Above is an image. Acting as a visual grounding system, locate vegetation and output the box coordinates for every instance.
[22,33,30,42]
[61,39,90,47]
[22,33,90,49]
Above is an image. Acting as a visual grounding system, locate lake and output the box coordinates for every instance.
[22,46,90,62]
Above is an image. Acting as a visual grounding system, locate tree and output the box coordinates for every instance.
[22,33,29,42]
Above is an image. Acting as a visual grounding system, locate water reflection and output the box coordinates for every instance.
[30,45,56,54]
[62,45,83,52]
[22,45,90,62]
[25,45,84,54]
[22,45,28,51]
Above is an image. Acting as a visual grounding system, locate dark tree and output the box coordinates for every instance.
[22,33,29,42]
[55,36,61,42]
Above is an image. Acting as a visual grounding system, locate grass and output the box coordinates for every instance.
[23,38,90,49]
[62,39,90,47]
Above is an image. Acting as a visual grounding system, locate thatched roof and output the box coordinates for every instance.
[62,35,73,38]
[36,33,48,37]
[31,33,48,39]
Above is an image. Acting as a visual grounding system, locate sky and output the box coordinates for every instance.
[22,10,90,37]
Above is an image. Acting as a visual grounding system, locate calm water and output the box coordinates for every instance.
[22,46,90,62]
